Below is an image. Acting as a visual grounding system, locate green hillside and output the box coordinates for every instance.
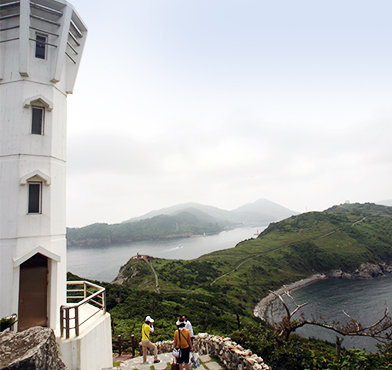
[113,203,392,320]
[66,211,223,246]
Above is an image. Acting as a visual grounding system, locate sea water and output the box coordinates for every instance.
[290,275,392,352]
[67,226,264,282]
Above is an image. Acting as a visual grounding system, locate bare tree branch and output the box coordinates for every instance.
[269,288,392,344]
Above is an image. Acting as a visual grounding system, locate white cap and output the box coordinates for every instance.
[145,316,154,323]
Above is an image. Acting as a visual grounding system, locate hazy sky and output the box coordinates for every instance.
[66,0,392,227]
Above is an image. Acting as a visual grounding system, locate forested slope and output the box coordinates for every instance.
[67,211,223,246]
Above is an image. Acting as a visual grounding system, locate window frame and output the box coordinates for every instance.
[28,182,42,214]
[31,106,45,135]
[35,34,47,60]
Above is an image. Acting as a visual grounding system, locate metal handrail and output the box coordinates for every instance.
[68,31,80,46]
[0,37,18,43]
[65,52,76,64]
[29,38,57,48]
[0,25,19,32]
[0,14,19,21]
[30,1,63,16]
[0,1,19,9]
[60,281,106,339]
[30,14,60,26]
[30,26,59,37]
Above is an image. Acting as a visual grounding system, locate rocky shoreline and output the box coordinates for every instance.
[253,274,327,323]
[254,262,392,324]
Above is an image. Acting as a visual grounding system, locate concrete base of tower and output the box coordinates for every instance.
[58,304,112,370]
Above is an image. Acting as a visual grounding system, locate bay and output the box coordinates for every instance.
[67,226,265,283]
[290,275,392,352]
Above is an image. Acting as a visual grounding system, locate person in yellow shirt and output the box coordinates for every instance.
[141,316,160,364]
[173,318,193,370]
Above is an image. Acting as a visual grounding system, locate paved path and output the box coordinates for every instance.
[114,353,224,370]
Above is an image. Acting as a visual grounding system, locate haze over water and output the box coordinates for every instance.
[67,226,264,282]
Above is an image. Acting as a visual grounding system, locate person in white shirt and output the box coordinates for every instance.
[182,315,194,340]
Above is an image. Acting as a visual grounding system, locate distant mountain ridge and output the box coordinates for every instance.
[377,199,392,207]
[123,198,299,226]
[67,211,223,246]
[67,199,298,246]
[124,202,236,224]
[231,198,299,223]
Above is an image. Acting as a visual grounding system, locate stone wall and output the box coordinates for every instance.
[193,334,270,370]
[140,333,271,370]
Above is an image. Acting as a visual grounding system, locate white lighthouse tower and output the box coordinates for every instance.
[0,1,112,369]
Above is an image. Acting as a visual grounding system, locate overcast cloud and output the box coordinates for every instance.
[66,0,392,227]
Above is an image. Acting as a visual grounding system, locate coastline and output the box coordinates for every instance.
[253,262,392,325]
[253,273,327,324]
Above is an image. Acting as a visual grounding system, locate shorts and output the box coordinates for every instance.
[177,347,190,364]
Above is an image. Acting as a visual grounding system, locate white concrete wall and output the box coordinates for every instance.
[59,308,113,370]
[0,0,87,334]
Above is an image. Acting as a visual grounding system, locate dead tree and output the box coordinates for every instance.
[269,287,392,346]
[268,289,308,342]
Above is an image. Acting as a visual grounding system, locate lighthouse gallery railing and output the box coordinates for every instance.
[60,281,106,339]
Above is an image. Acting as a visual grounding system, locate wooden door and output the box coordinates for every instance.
[18,253,48,331]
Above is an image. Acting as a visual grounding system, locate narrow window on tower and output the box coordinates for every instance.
[31,107,44,135]
[28,182,42,214]
[35,35,47,59]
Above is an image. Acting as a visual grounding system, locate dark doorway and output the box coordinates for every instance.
[18,253,48,331]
